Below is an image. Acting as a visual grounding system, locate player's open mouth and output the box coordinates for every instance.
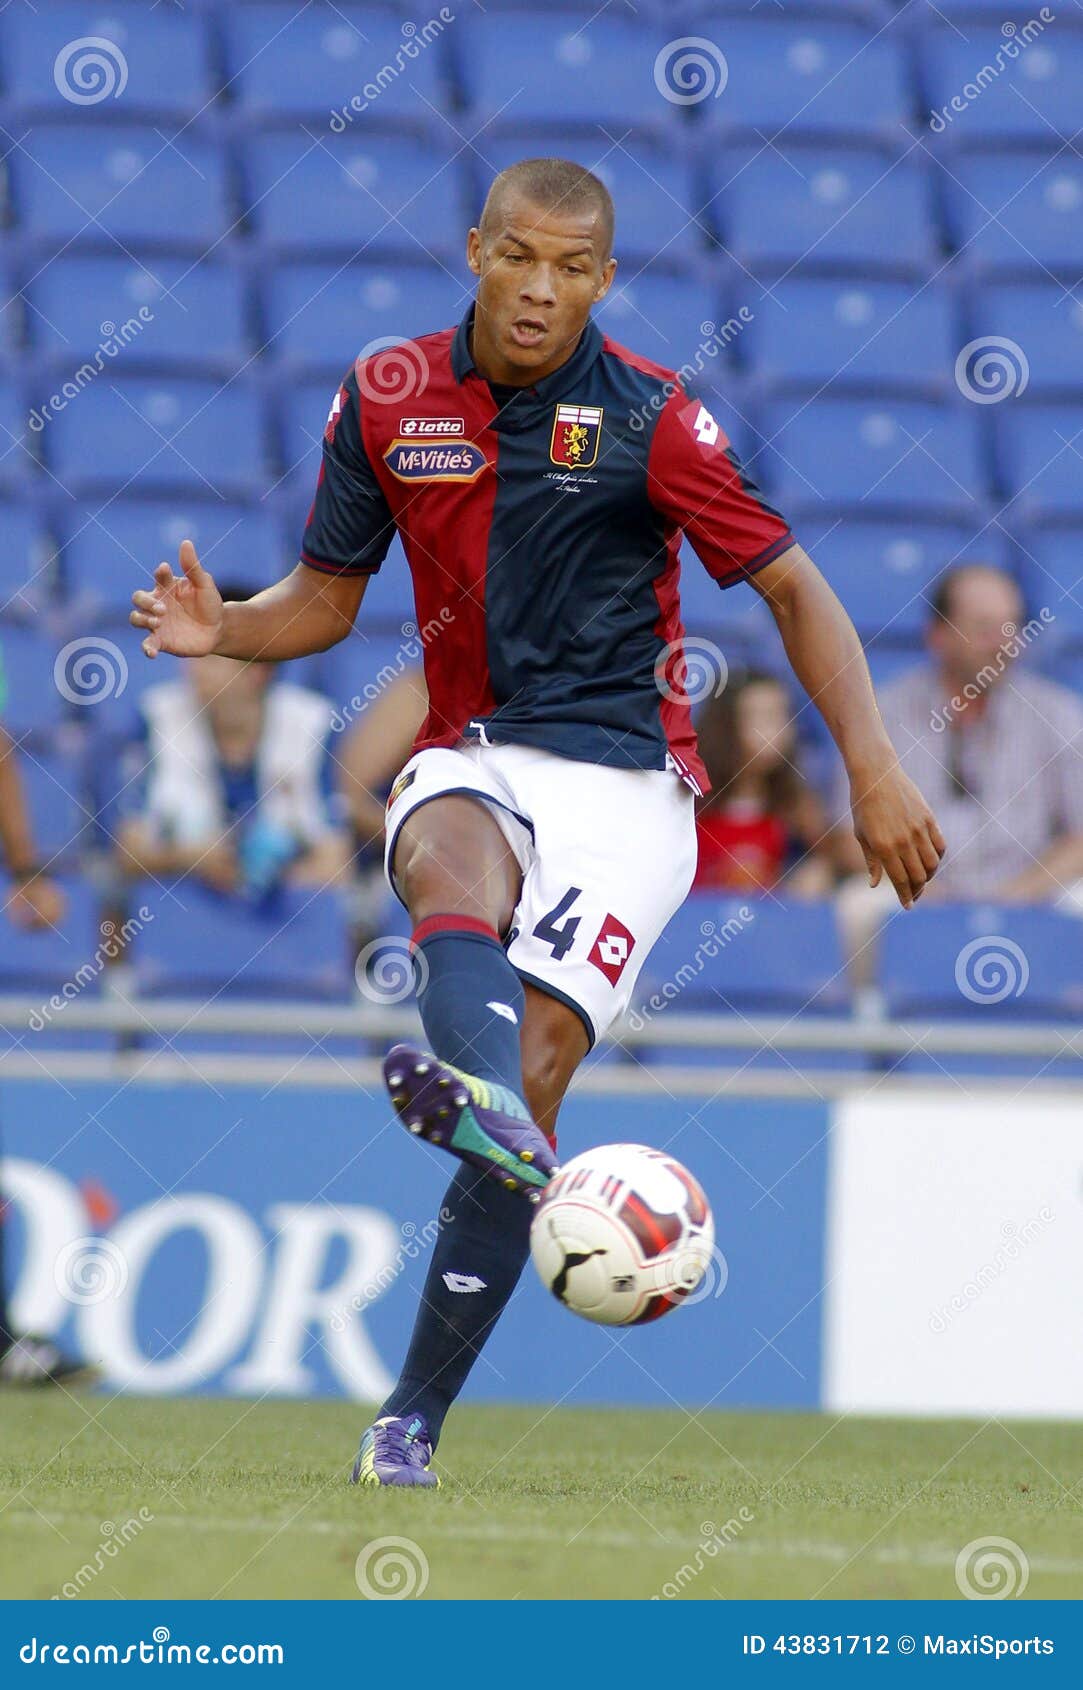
[510,318,547,347]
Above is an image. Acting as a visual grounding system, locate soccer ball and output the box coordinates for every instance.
[529,1143,715,1326]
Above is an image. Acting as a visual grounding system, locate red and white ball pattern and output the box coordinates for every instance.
[529,1143,715,1326]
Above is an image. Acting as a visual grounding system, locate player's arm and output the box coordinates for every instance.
[0,724,66,927]
[750,543,945,908]
[130,367,394,662]
[646,389,944,908]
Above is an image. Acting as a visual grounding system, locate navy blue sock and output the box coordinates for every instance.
[380,1162,533,1443]
[412,915,525,1093]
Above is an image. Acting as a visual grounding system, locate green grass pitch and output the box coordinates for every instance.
[1,1395,1080,1601]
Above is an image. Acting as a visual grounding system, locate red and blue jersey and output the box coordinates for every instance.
[302,307,795,792]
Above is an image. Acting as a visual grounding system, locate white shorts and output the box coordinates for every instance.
[384,741,697,1046]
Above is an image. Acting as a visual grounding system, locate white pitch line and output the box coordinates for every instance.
[5,1512,1083,1575]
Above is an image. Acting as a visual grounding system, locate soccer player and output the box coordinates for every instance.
[130,159,944,1487]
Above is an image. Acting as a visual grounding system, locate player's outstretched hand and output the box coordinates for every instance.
[130,540,223,659]
[850,761,945,910]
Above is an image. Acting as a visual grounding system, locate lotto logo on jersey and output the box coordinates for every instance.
[550,404,603,469]
[324,384,348,445]
[587,914,636,986]
[399,416,464,437]
[383,440,489,483]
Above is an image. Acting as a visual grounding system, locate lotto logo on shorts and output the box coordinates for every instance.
[588,914,635,985]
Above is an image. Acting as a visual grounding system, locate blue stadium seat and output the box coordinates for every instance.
[805,520,1011,640]
[263,263,467,374]
[595,274,726,377]
[0,376,34,489]
[997,404,1083,520]
[635,894,851,1017]
[46,378,268,498]
[943,152,1083,274]
[283,379,350,488]
[758,397,987,518]
[462,13,671,130]
[745,280,955,393]
[26,256,250,372]
[0,625,66,735]
[922,27,1083,144]
[0,877,103,993]
[63,502,288,623]
[971,283,1083,395]
[0,504,58,620]
[223,4,452,120]
[703,20,910,143]
[11,126,231,247]
[1016,531,1083,642]
[881,904,1083,1022]
[482,139,707,267]
[244,132,468,258]
[133,883,355,1001]
[354,536,416,630]
[719,147,935,273]
[2,3,212,118]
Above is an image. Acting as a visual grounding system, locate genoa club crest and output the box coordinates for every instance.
[550,403,603,469]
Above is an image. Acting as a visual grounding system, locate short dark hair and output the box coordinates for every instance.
[480,158,615,260]
[929,563,1019,624]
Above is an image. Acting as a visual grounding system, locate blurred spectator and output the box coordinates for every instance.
[117,584,348,900]
[694,670,833,896]
[1,654,86,1386]
[834,564,1083,974]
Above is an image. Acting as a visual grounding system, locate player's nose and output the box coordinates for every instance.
[520,266,557,306]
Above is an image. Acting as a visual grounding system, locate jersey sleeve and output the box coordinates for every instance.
[646,387,796,588]
[300,369,395,576]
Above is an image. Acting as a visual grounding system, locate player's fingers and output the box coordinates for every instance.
[129,610,161,632]
[928,815,947,859]
[898,844,930,907]
[859,840,881,889]
[154,560,174,587]
[141,633,161,658]
[878,850,915,908]
[178,538,206,583]
[914,827,943,880]
[131,589,165,613]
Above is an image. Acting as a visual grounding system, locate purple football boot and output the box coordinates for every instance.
[351,1413,439,1488]
[383,1042,556,1198]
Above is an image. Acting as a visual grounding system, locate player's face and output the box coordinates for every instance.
[466,192,616,385]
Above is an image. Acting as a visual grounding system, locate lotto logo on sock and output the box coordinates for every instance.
[443,1272,487,1294]
[588,914,635,985]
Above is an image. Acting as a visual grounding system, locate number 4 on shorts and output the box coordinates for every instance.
[533,887,583,961]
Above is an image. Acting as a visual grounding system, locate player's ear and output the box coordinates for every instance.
[594,257,617,303]
[466,227,483,277]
